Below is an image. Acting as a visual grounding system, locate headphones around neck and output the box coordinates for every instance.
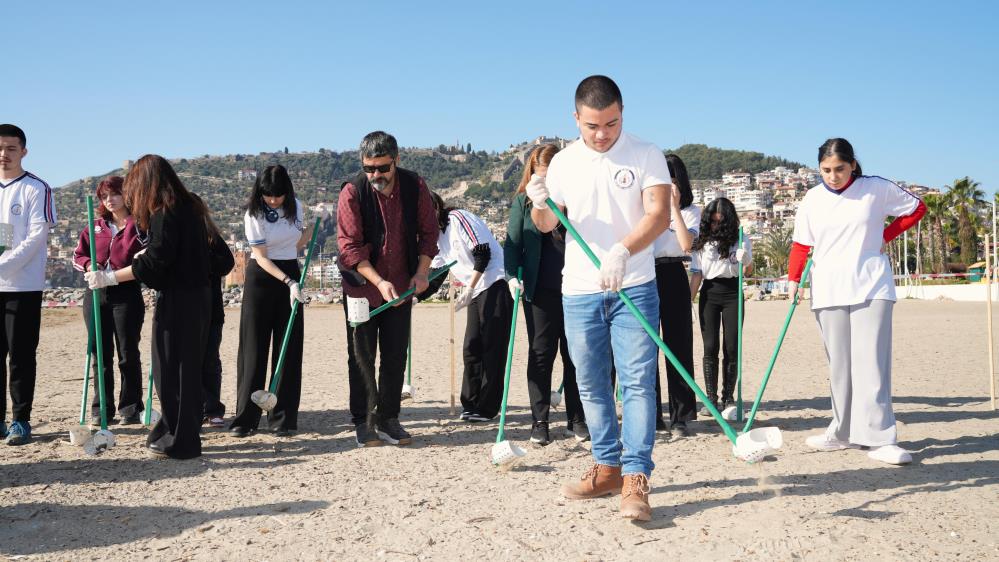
[263,202,280,223]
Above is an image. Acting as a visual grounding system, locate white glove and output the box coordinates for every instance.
[599,243,630,292]
[288,281,305,306]
[453,286,474,311]
[525,174,549,207]
[735,248,750,265]
[85,269,119,289]
[507,278,523,300]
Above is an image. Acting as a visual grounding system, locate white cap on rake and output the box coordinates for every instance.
[400,384,415,401]
[346,296,370,324]
[83,429,116,456]
[550,390,562,409]
[251,390,278,411]
[491,440,526,470]
[68,426,91,446]
[144,409,161,426]
[733,427,783,463]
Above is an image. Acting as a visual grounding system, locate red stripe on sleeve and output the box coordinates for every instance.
[883,200,926,243]
[787,241,811,283]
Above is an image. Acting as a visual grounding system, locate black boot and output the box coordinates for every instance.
[721,361,737,409]
[701,358,719,414]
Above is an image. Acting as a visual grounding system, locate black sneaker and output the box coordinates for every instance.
[572,421,590,443]
[655,417,669,432]
[671,422,692,439]
[530,421,551,446]
[376,418,412,446]
[459,410,473,421]
[118,414,141,426]
[229,426,253,438]
[355,423,382,447]
[466,413,493,423]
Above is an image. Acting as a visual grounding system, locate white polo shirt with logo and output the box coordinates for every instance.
[546,133,672,296]
[792,175,920,310]
[0,171,57,292]
[244,198,304,260]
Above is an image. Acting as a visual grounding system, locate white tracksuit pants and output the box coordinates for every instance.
[814,299,897,446]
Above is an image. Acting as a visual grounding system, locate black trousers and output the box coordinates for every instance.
[201,318,225,418]
[461,280,513,419]
[0,291,41,423]
[232,260,304,431]
[698,277,742,402]
[148,286,210,459]
[343,298,410,426]
[655,261,697,424]
[523,286,583,425]
[82,282,145,421]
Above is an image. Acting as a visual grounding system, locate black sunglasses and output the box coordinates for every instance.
[362,162,393,174]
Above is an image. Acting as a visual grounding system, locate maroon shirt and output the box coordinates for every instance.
[73,216,147,273]
[337,173,439,306]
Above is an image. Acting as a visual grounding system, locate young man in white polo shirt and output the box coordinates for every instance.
[528,76,672,521]
[0,124,57,445]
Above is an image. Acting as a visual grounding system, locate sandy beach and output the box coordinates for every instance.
[1,299,997,561]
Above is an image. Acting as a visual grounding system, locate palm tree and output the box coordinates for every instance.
[946,177,985,264]
[922,193,947,273]
[759,226,794,276]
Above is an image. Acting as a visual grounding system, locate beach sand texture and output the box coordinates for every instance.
[1,300,997,561]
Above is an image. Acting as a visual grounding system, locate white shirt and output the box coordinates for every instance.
[245,198,304,260]
[654,205,701,258]
[0,172,56,291]
[435,209,504,299]
[691,237,752,280]
[547,133,672,295]
[792,175,920,310]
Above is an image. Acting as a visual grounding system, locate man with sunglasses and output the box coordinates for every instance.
[337,131,439,447]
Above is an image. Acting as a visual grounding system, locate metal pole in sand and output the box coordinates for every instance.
[987,234,997,410]
[449,274,457,416]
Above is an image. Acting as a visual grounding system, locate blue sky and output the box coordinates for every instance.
[8,1,998,193]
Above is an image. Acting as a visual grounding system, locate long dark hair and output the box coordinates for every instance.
[123,155,207,230]
[665,154,694,209]
[693,197,739,252]
[818,138,863,176]
[429,191,456,233]
[245,165,297,224]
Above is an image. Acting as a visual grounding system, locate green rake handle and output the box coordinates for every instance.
[78,347,92,426]
[496,268,522,444]
[545,198,740,445]
[348,261,457,327]
[266,217,321,395]
[86,196,109,431]
[143,364,154,425]
[742,257,813,433]
[736,227,744,423]
[406,333,412,386]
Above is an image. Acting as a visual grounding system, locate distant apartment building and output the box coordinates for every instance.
[237,169,258,182]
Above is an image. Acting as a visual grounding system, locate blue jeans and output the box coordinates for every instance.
[563,280,660,477]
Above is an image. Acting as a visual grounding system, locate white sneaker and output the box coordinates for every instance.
[867,445,912,465]
[805,433,858,451]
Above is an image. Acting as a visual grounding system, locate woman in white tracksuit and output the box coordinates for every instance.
[429,192,513,422]
[788,138,926,465]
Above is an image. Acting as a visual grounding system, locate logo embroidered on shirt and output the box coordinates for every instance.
[10,203,22,216]
[613,169,636,189]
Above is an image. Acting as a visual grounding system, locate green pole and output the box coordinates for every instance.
[86,196,109,431]
[78,347,92,426]
[545,199,740,445]
[349,261,457,327]
[557,381,564,394]
[496,268,522,443]
[143,364,154,425]
[742,257,813,433]
[406,333,412,386]
[267,217,322,395]
[736,227,744,423]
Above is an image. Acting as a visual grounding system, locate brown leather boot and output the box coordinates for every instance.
[620,473,652,521]
[560,464,623,500]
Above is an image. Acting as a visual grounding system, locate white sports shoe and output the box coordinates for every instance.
[805,433,858,451]
[867,445,912,465]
